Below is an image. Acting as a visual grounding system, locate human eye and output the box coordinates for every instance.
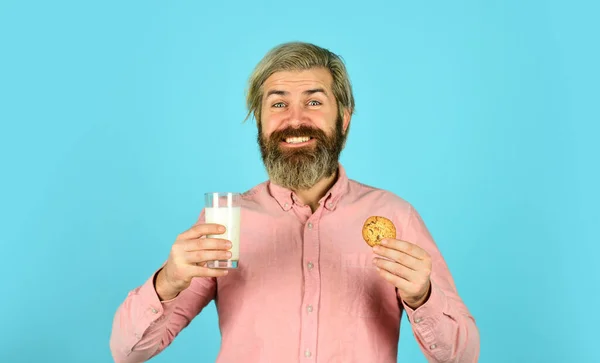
[307,100,322,106]
[272,102,286,108]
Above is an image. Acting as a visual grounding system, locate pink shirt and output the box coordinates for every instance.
[110,165,479,362]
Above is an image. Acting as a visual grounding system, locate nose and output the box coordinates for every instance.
[286,103,308,128]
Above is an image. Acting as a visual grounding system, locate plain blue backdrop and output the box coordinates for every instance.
[1,1,598,362]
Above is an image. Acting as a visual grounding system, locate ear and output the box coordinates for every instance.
[342,108,352,134]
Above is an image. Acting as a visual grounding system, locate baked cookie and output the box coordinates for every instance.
[362,216,396,247]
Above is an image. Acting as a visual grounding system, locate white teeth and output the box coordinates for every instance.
[285,136,310,144]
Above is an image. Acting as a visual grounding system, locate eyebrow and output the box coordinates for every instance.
[265,88,328,98]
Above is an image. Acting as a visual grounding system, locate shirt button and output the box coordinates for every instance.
[151,308,158,314]
[284,203,289,208]
[304,349,311,357]
[414,317,423,323]
[307,262,314,270]
[430,344,437,349]
[307,222,313,229]
[327,202,333,208]
[307,305,313,313]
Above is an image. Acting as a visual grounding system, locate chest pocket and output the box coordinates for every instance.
[340,252,384,318]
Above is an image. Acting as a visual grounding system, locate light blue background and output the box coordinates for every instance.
[1,1,598,362]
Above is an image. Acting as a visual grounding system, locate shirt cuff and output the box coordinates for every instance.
[400,281,448,340]
[131,269,179,341]
[401,282,459,361]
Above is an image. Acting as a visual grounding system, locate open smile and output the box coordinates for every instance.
[280,136,316,147]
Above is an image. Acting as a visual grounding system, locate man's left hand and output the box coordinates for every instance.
[372,239,432,309]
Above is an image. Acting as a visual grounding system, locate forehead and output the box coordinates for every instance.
[262,68,333,94]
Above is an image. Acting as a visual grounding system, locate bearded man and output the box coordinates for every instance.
[110,42,480,363]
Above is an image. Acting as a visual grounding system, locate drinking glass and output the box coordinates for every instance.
[204,192,241,269]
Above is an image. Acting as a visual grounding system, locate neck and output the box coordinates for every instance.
[294,168,339,212]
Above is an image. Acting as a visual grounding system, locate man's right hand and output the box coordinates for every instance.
[155,223,232,301]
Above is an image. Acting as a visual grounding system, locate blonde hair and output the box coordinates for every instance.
[245,42,355,125]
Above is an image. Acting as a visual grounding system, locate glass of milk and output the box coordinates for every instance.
[204,192,241,269]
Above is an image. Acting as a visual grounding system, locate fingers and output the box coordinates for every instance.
[372,245,420,270]
[375,264,413,292]
[373,257,417,281]
[179,223,225,240]
[380,239,429,260]
[182,237,232,252]
[374,256,432,302]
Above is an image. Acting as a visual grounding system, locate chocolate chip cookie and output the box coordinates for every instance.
[362,216,396,247]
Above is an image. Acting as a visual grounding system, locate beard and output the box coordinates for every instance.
[258,116,345,190]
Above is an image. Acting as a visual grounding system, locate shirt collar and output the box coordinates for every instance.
[267,163,349,212]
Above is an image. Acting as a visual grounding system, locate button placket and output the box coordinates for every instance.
[299,213,321,361]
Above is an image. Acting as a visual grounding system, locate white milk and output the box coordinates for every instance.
[205,206,241,262]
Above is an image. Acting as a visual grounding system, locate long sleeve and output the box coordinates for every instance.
[109,269,217,363]
[399,205,480,363]
[109,210,217,363]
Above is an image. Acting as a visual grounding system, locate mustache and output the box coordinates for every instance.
[268,125,327,142]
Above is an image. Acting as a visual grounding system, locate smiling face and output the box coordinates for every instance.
[257,68,350,190]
